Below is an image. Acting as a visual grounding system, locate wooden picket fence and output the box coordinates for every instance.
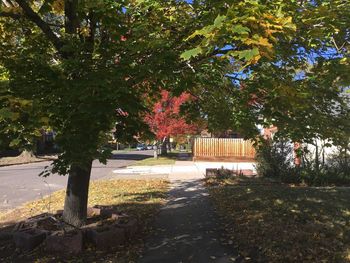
[193,138,255,161]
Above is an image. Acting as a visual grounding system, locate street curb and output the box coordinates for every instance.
[110,173,169,179]
[0,158,56,167]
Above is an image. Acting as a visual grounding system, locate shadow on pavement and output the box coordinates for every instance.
[139,179,240,263]
[110,153,153,161]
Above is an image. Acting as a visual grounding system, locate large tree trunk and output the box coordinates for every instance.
[63,160,92,227]
[18,150,36,162]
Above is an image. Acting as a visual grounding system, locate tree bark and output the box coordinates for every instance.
[314,140,319,172]
[167,138,172,152]
[64,0,79,34]
[63,160,92,227]
[14,0,64,53]
[161,137,168,155]
[19,150,36,161]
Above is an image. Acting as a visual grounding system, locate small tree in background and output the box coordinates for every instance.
[145,90,201,155]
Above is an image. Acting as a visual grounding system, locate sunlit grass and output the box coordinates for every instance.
[131,156,176,166]
[0,179,169,226]
[0,179,169,262]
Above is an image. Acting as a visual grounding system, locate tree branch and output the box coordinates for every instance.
[2,0,16,8]
[14,0,64,54]
[0,11,22,19]
[87,10,96,49]
[64,0,79,34]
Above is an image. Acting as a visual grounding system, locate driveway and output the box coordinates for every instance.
[0,150,153,212]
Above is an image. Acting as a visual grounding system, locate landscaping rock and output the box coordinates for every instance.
[111,213,121,220]
[87,207,102,218]
[27,213,51,222]
[240,169,255,176]
[14,214,58,232]
[13,222,24,232]
[116,218,138,240]
[0,231,12,242]
[205,168,218,178]
[87,224,126,249]
[45,230,83,254]
[55,210,63,216]
[13,228,47,251]
[87,206,120,218]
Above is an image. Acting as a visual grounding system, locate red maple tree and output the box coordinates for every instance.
[145,90,200,143]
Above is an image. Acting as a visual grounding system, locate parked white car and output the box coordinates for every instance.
[136,144,146,151]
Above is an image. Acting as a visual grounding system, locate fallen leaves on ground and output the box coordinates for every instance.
[207,177,350,262]
[0,179,169,262]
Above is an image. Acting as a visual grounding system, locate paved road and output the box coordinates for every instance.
[0,150,153,212]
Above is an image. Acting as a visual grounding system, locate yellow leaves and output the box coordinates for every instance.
[340,57,348,65]
[0,179,169,261]
[51,0,64,13]
[274,199,283,205]
[40,116,50,125]
[346,249,350,261]
[79,26,91,37]
[257,37,273,48]
[280,16,294,27]
[342,209,350,216]
[183,2,296,66]
[250,54,261,64]
[245,16,257,23]
[0,179,169,225]
[244,36,273,49]
[0,5,22,15]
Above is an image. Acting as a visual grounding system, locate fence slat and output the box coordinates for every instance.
[193,138,255,159]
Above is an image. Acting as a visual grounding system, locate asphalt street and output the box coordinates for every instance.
[0,150,153,212]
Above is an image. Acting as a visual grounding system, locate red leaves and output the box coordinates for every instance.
[145,90,199,140]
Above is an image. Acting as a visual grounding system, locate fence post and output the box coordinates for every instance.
[242,140,245,157]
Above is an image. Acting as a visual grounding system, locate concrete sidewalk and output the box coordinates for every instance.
[138,179,240,263]
[111,159,253,262]
[111,160,256,180]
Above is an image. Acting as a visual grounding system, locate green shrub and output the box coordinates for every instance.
[255,139,294,179]
[300,167,350,187]
[255,139,350,186]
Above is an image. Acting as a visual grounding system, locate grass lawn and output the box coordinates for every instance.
[111,148,137,153]
[206,177,350,262]
[0,179,169,262]
[131,153,178,166]
[0,151,54,166]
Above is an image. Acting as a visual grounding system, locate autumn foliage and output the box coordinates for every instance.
[145,90,200,141]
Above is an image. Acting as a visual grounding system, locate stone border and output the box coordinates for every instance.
[10,207,139,254]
